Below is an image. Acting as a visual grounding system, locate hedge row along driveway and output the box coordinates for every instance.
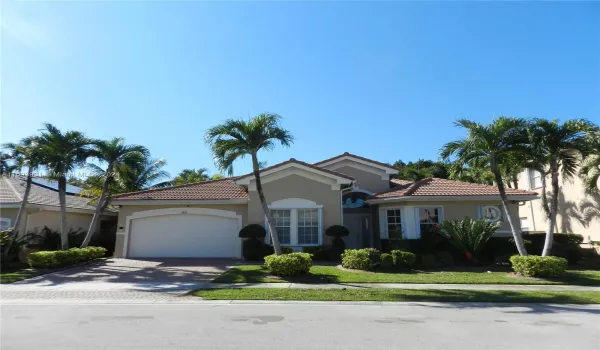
[213,265,600,286]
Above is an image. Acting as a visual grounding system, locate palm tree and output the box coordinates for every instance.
[81,138,148,247]
[117,157,171,192]
[2,138,42,253]
[210,173,225,180]
[527,118,597,256]
[0,151,18,175]
[36,123,91,250]
[581,129,600,194]
[440,117,529,256]
[205,113,294,255]
[172,168,210,185]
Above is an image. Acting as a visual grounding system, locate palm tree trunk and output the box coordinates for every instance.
[492,164,528,256]
[58,175,69,250]
[81,174,111,247]
[542,163,560,257]
[251,153,282,255]
[512,174,519,189]
[3,170,34,254]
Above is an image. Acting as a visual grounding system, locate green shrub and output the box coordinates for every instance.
[28,246,106,269]
[390,250,416,268]
[264,252,312,276]
[510,255,568,277]
[239,224,267,238]
[242,238,265,261]
[440,218,500,261]
[341,248,381,270]
[436,251,455,268]
[380,253,394,268]
[341,249,372,270]
[281,247,293,254]
[419,254,436,269]
[329,238,345,261]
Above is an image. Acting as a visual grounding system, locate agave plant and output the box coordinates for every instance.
[440,218,501,261]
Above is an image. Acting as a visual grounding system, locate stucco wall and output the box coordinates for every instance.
[114,204,248,257]
[26,211,95,233]
[517,170,600,242]
[319,160,391,193]
[247,174,342,242]
[378,200,522,238]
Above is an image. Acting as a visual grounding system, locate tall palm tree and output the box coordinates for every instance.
[527,119,597,256]
[440,117,529,256]
[0,151,18,175]
[172,168,210,185]
[2,138,42,253]
[81,138,148,247]
[205,113,294,255]
[581,129,600,194]
[36,123,91,250]
[116,157,171,192]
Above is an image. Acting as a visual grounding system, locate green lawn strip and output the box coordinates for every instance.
[215,265,600,286]
[0,268,41,284]
[193,288,600,304]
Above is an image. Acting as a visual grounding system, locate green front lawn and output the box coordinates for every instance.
[0,268,40,284]
[215,265,600,286]
[194,288,600,304]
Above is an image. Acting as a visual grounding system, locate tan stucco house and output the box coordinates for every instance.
[0,175,118,235]
[518,168,600,243]
[110,153,538,259]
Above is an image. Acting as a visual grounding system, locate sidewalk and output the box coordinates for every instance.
[203,282,600,292]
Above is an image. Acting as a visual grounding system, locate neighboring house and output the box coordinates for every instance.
[110,153,538,259]
[518,169,600,243]
[0,175,118,235]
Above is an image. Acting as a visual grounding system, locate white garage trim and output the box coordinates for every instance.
[123,207,243,258]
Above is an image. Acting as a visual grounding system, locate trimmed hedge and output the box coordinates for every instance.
[380,253,394,268]
[390,250,416,268]
[341,248,381,270]
[28,247,107,269]
[264,252,312,277]
[509,255,568,278]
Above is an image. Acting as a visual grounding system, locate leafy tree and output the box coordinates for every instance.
[393,159,450,181]
[205,113,293,255]
[172,168,210,185]
[581,129,600,194]
[526,118,597,256]
[447,160,495,185]
[210,173,225,180]
[36,123,92,250]
[440,117,529,256]
[2,137,43,253]
[81,138,148,247]
[116,157,171,192]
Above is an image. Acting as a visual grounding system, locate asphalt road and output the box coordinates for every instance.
[2,302,599,350]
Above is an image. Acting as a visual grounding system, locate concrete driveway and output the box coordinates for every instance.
[2,258,237,293]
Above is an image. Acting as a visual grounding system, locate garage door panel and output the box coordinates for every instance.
[128,213,240,258]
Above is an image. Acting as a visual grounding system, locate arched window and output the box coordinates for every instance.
[342,192,369,209]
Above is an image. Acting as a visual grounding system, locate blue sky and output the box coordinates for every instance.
[2,1,599,178]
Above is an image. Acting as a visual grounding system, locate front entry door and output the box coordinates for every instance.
[343,213,371,249]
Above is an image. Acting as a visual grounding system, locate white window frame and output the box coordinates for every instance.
[529,169,543,189]
[478,205,504,223]
[415,206,444,238]
[0,218,12,231]
[382,208,404,240]
[264,198,323,247]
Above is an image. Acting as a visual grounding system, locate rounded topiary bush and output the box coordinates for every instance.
[509,255,568,277]
[326,225,350,261]
[390,250,416,268]
[264,252,312,276]
[239,224,267,238]
[242,239,266,261]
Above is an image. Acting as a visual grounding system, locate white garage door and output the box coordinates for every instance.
[127,212,241,258]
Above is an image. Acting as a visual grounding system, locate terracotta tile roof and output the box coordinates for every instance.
[111,178,248,201]
[315,152,397,171]
[371,178,538,199]
[236,158,355,181]
[0,175,117,212]
[390,178,414,187]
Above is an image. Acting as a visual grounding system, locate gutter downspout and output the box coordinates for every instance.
[340,182,355,226]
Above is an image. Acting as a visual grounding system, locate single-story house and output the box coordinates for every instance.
[110,153,538,259]
[0,175,118,235]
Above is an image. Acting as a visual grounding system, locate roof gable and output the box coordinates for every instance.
[315,152,398,175]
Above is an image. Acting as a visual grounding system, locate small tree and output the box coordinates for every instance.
[325,225,350,260]
[440,218,501,262]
